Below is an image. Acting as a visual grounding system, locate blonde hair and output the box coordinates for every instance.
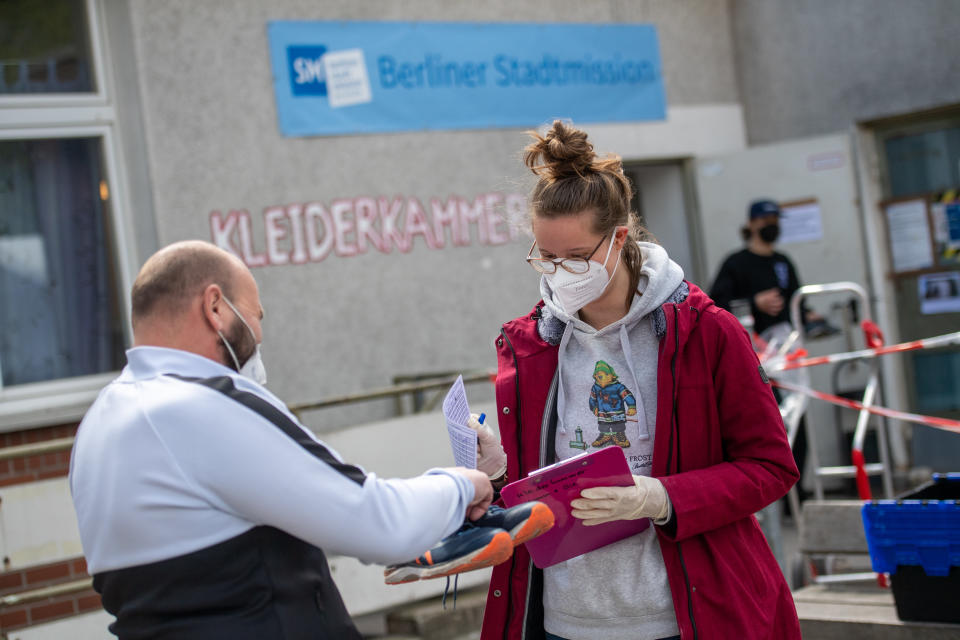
[524,120,651,306]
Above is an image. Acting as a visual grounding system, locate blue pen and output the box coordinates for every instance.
[478,413,486,425]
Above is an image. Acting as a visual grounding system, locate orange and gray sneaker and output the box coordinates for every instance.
[383,526,513,585]
[471,501,555,547]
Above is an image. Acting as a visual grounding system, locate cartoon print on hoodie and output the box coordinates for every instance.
[588,360,637,448]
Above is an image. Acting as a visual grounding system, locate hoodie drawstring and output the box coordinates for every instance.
[619,324,650,441]
[555,322,574,434]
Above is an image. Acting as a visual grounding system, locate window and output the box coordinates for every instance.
[876,113,960,200]
[0,0,134,425]
[0,0,96,95]
[0,137,125,386]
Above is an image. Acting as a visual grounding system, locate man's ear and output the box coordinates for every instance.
[201,284,226,333]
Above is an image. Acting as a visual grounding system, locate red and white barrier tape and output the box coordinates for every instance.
[771,379,960,433]
[764,330,960,373]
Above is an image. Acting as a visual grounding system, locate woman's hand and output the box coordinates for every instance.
[466,413,508,480]
[570,475,669,525]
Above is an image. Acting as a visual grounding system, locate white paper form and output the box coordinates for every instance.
[443,375,478,469]
[886,199,934,272]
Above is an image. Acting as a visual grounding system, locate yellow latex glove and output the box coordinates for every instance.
[570,475,670,526]
[466,413,508,480]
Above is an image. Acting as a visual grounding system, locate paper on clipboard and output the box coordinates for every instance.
[442,375,477,469]
[501,446,649,568]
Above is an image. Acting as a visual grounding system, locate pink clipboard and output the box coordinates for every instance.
[500,446,650,569]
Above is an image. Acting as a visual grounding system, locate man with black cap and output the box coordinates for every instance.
[710,199,826,507]
[709,199,816,334]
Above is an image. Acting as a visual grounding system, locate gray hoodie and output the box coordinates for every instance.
[538,242,684,640]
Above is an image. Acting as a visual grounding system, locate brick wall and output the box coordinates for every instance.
[0,424,77,488]
[0,556,100,633]
[0,423,101,634]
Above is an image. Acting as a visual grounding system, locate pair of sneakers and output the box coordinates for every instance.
[383,501,554,585]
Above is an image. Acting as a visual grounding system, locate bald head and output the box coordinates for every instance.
[131,241,246,327]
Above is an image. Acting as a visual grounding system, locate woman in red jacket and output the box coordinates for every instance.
[475,121,800,640]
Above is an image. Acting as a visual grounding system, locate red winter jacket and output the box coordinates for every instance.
[481,282,800,640]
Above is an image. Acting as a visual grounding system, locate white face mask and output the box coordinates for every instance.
[238,344,267,386]
[542,232,621,315]
[218,295,268,386]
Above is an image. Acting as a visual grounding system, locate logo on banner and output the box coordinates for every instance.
[288,45,372,107]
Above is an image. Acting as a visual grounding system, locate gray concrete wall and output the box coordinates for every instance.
[731,0,960,145]
[121,0,743,431]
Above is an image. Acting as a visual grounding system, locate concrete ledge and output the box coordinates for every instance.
[386,586,486,640]
[794,584,960,639]
[799,500,869,555]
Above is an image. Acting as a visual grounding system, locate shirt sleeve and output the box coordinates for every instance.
[709,255,740,312]
[147,378,474,565]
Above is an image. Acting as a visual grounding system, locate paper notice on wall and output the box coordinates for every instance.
[443,375,477,468]
[918,272,960,314]
[885,199,934,273]
[931,203,949,244]
[779,201,824,244]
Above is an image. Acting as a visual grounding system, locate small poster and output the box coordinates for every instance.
[918,272,960,314]
[779,200,824,244]
[946,203,960,249]
[885,199,934,273]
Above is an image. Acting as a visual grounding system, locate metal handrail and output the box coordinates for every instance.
[287,370,494,417]
[0,578,93,608]
[0,372,497,461]
[0,436,75,462]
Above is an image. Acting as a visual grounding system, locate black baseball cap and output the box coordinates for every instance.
[748,199,781,220]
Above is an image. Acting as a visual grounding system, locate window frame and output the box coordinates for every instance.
[0,0,137,431]
[0,0,109,108]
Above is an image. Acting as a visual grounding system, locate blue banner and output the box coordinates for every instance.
[267,21,666,137]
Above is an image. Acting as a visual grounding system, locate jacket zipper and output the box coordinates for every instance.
[671,305,698,640]
[499,328,523,640]
[519,371,558,640]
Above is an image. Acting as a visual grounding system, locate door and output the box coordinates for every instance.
[624,161,704,286]
[691,133,884,484]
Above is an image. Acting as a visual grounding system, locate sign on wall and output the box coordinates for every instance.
[778,199,824,244]
[209,191,526,268]
[267,21,666,137]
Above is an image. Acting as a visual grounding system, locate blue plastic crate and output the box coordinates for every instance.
[861,473,960,577]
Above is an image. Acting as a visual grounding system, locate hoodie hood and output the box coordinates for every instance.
[537,240,686,443]
[539,241,685,342]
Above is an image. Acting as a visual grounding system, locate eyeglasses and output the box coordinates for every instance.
[526,235,607,274]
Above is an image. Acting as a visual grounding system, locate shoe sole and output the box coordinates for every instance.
[384,531,513,585]
[507,501,555,546]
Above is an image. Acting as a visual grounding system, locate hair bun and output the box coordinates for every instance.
[525,120,596,180]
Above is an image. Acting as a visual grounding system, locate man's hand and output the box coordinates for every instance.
[754,288,785,316]
[466,413,508,479]
[443,467,494,521]
[570,475,669,526]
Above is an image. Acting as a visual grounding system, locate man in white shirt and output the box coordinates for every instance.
[70,240,492,640]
